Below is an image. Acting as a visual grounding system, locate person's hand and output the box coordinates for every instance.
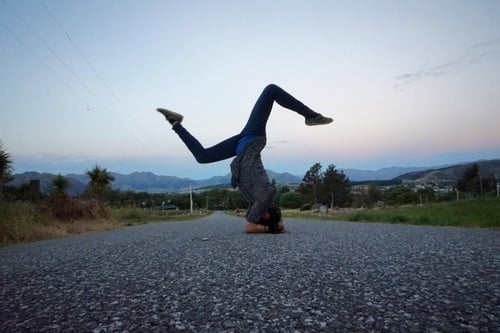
[267,220,285,234]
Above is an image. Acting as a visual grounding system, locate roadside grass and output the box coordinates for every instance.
[282,198,500,228]
[0,201,119,246]
[111,207,211,226]
[2,198,496,246]
[1,201,47,245]
[1,201,210,246]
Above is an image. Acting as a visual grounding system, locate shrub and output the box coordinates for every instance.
[279,191,304,209]
[42,195,108,221]
[389,215,409,223]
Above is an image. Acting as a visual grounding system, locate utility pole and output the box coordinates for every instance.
[479,176,483,198]
[189,183,193,213]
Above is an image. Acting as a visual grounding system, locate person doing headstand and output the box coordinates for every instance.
[157,84,333,234]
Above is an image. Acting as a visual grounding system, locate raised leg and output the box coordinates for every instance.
[240,83,322,136]
[158,84,332,164]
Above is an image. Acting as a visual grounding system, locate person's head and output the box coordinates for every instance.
[260,205,281,225]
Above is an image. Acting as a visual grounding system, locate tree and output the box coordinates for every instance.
[417,187,435,203]
[456,164,480,196]
[0,141,13,197]
[367,184,382,203]
[52,174,69,197]
[322,164,352,207]
[297,162,323,205]
[279,191,304,209]
[386,186,418,205]
[297,163,352,207]
[355,183,383,208]
[481,174,498,196]
[85,165,115,200]
[455,163,497,197]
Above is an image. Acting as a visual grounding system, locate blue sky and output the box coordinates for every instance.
[1,0,499,179]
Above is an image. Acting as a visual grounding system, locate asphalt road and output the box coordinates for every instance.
[1,211,499,332]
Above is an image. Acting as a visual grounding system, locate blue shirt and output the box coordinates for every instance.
[236,134,258,155]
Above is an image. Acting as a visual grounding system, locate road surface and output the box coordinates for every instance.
[1,211,499,332]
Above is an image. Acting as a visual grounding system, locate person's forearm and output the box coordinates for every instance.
[245,221,269,233]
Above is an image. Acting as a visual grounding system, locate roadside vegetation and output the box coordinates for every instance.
[0,200,119,245]
[280,198,500,229]
[1,141,498,246]
[113,207,210,227]
[0,200,209,246]
[0,145,210,246]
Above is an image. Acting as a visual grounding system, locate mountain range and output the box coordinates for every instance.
[8,159,499,195]
[393,159,500,186]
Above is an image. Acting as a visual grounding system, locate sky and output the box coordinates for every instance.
[1,0,499,179]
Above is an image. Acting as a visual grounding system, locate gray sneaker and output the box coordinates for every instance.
[305,114,333,126]
[157,108,183,126]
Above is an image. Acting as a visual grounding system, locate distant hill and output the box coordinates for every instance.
[394,159,500,186]
[9,159,499,194]
[8,170,302,195]
[8,172,87,196]
[342,166,429,181]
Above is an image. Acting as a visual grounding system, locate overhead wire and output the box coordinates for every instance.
[39,0,156,149]
[1,0,148,150]
[0,18,92,111]
[39,0,147,134]
[0,0,118,146]
[1,0,96,109]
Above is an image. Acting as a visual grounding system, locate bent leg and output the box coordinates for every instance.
[167,84,324,163]
[240,84,320,136]
[173,124,241,163]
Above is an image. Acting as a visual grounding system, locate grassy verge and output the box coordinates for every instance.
[2,198,496,246]
[0,201,119,246]
[111,207,211,226]
[1,201,211,246]
[282,198,500,228]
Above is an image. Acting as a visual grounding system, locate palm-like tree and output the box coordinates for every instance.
[0,141,13,198]
[85,165,115,200]
[52,174,69,196]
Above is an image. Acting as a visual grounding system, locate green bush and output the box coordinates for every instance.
[389,215,409,223]
[279,191,304,209]
[348,212,377,222]
[415,215,430,224]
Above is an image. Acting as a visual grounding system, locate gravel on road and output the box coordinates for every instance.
[1,211,499,332]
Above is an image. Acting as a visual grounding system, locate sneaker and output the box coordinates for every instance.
[157,108,183,126]
[305,114,333,126]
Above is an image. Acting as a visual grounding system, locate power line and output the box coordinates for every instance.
[2,0,147,150]
[39,0,153,148]
[0,19,92,111]
[2,0,94,101]
[40,1,134,116]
